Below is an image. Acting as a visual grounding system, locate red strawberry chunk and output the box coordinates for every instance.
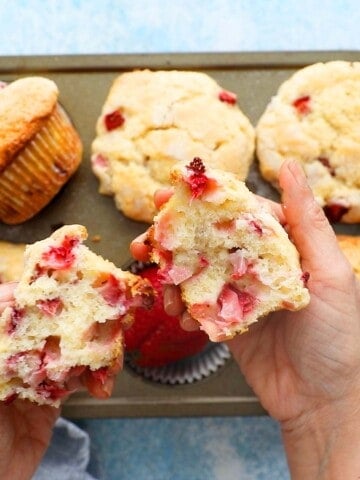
[184,157,217,200]
[292,95,311,115]
[218,90,237,105]
[94,274,126,307]
[323,203,349,223]
[301,271,310,286]
[249,220,263,236]
[185,174,209,200]
[218,284,256,324]
[42,236,79,270]
[104,110,125,131]
[36,298,63,317]
[36,380,70,401]
[229,250,248,279]
[7,307,25,335]
[6,350,46,385]
[92,153,109,168]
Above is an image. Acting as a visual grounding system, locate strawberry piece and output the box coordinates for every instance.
[6,350,46,385]
[292,95,311,115]
[218,90,237,105]
[36,380,70,401]
[218,284,256,324]
[93,273,126,307]
[323,203,349,223]
[7,307,25,335]
[36,298,63,317]
[229,249,248,279]
[104,110,125,131]
[249,220,263,236]
[301,271,310,286]
[124,265,208,367]
[184,157,217,200]
[92,153,109,168]
[41,236,79,270]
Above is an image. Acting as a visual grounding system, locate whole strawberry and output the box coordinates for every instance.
[124,265,208,367]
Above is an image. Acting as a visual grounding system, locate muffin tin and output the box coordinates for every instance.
[0,51,359,418]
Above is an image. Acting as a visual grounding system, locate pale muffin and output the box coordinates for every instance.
[91,69,255,223]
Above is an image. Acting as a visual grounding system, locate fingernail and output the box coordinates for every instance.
[287,160,307,186]
[180,311,198,332]
[163,287,174,312]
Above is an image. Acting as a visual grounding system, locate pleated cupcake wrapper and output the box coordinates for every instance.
[126,342,231,385]
[0,104,81,224]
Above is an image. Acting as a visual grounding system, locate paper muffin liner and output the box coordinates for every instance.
[126,341,231,386]
[0,104,82,224]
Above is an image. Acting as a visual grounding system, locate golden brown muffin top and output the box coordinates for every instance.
[0,76,59,171]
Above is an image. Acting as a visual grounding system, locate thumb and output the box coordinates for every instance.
[279,160,350,279]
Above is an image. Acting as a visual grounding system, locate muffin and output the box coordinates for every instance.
[0,77,83,224]
[124,262,230,385]
[0,225,154,406]
[124,263,209,365]
[146,158,310,342]
[0,241,26,282]
[91,69,255,223]
[256,61,360,223]
[337,235,360,278]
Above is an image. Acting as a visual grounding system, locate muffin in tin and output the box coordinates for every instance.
[0,77,83,224]
[125,261,231,385]
[91,69,255,223]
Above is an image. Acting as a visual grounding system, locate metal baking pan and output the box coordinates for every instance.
[0,51,358,418]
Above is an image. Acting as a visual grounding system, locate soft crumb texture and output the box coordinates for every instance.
[256,61,360,223]
[0,225,153,406]
[149,158,310,342]
[0,241,26,282]
[91,69,255,223]
[337,235,360,278]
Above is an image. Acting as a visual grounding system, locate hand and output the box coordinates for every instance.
[130,160,360,477]
[0,283,60,480]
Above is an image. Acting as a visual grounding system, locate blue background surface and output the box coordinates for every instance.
[1,1,359,479]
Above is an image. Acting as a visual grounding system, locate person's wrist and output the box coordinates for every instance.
[281,392,360,479]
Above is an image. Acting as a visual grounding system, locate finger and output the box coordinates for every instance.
[154,188,174,210]
[0,282,17,303]
[255,195,286,225]
[279,160,348,276]
[163,284,184,316]
[129,232,151,262]
[180,311,199,332]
